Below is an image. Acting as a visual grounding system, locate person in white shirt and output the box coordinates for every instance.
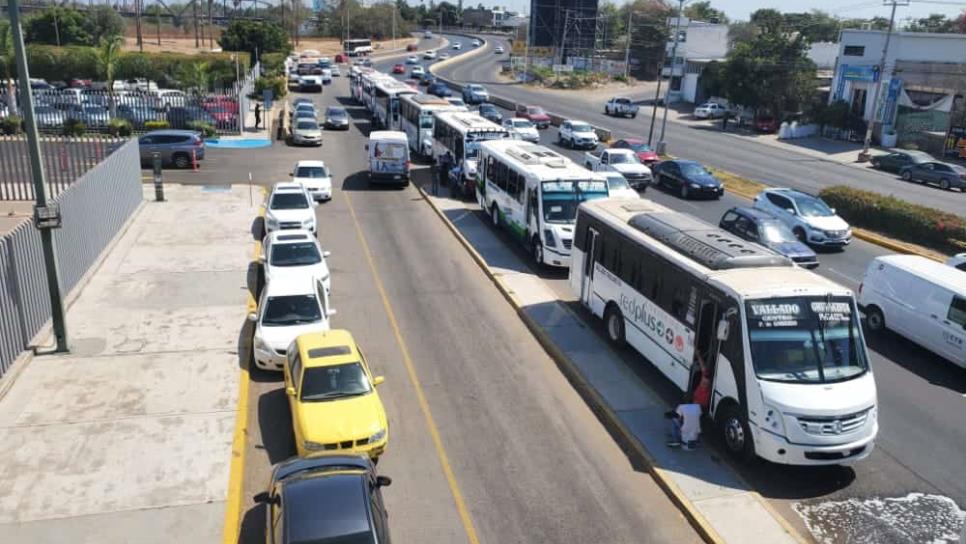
[666,403,702,450]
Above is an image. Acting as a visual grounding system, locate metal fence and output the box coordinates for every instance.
[0,139,142,379]
[0,135,125,201]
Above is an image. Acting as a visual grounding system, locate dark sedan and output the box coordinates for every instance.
[427,82,452,98]
[653,159,723,199]
[899,161,966,190]
[478,103,503,123]
[255,455,392,544]
[870,150,932,173]
[324,106,350,130]
[719,207,818,268]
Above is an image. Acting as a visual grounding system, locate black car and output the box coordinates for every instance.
[325,106,350,130]
[255,455,392,544]
[653,159,723,199]
[870,150,932,173]
[478,103,503,124]
[427,82,452,98]
[166,106,216,129]
[719,207,819,268]
[419,72,437,86]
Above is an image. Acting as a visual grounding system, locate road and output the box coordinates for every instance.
[371,35,966,542]
[220,69,701,542]
[432,34,965,217]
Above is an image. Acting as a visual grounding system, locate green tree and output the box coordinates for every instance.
[96,35,124,115]
[623,0,673,79]
[218,20,291,63]
[840,17,890,31]
[958,11,966,34]
[25,6,93,46]
[905,13,956,33]
[728,21,757,47]
[87,5,126,42]
[749,8,783,34]
[783,10,840,43]
[597,1,624,49]
[180,61,211,92]
[684,1,728,24]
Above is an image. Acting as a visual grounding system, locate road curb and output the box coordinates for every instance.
[411,183,726,544]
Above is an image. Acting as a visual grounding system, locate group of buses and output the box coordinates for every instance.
[347,66,879,467]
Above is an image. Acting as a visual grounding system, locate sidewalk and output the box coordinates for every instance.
[417,178,804,544]
[0,184,257,543]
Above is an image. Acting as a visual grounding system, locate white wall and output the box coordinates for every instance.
[808,42,838,69]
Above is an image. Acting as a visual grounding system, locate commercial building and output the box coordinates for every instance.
[530,0,598,60]
[830,29,966,157]
[660,18,729,104]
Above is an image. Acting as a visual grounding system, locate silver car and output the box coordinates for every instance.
[291,119,322,146]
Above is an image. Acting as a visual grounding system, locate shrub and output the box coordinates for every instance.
[1,115,22,135]
[254,76,287,100]
[261,52,287,76]
[63,118,86,136]
[144,120,170,131]
[187,120,216,139]
[108,118,132,137]
[819,185,966,253]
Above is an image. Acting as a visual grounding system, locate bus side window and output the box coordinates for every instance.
[619,240,638,287]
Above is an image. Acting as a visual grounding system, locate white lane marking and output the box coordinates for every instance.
[825,267,860,286]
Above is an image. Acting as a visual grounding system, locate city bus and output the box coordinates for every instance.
[400,93,466,157]
[353,70,391,112]
[343,39,373,56]
[569,198,878,465]
[478,140,609,268]
[432,111,509,199]
[372,78,417,130]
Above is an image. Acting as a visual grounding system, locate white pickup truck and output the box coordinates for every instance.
[584,148,652,190]
[604,97,639,118]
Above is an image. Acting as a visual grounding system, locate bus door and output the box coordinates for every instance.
[390,97,400,129]
[580,227,600,306]
[691,298,722,402]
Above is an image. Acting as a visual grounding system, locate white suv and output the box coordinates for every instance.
[753,188,851,247]
[250,277,334,371]
[502,117,539,143]
[558,119,599,149]
[291,160,333,201]
[262,230,331,293]
[265,183,317,234]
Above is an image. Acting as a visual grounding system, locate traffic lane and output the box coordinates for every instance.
[436,35,964,217]
[322,80,701,543]
[374,34,476,76]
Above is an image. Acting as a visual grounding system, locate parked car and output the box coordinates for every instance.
[406,55,419,64]
[858,255,966,368]
[291,118,323,146]
[284,330,389,458]
[254,455,392,544]
[584,148,652,189]
[392,63,406,74]
[324,106,350,130]
[693,102,729,119]
[870,150,933,173]
[261,229,331,289]
[719,207,819,268]
[947,253,966,271]
[609,138,659,165]
[515,104,550,128]
[137,129,205,168]
[753,187,851,247]
[502,117,539,143]
[291,160,333,201]
[166,106,217,129]
[653,159,722,199]
[558,119,598,149]
[754,114,779,133]
[427,82,452,98]
[604,96,639,118]
[265,182,318,235]
[65,104,110,126]
[33,105,66,129]
[157,89,187,108]
[423,50,437,60]
[899,161,966,191]
[117,104,163,128]
[478,103,503,123]
[601,172,640,199]
[462,84,489,104]
[249,276,331,371]
[411,65,425,77]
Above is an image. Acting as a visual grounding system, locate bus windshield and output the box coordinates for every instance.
[745,296,868,384]
[541,180,608,224]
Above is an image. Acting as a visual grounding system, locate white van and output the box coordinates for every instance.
[367,131,411,186]
[858,255,966,368]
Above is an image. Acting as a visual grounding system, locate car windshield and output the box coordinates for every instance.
[541,180,609,223]
[680,162,709,176]
[261,295,321,326]
[609,153,639,165]
[296,166,328,178]
[760,222,798,243]
[300,362,372,401]
[480,105,495,112]
[528,107,545,115]
[270,242,322,267]
[513,120,533,129]
[625,142,650,152]
[271,192,309,209]
[745,296,868,384]
[326,107,346,117]
[605,174,631,191]
[792,194,834,217]
[571,123,593,132]
[296,121,318,130]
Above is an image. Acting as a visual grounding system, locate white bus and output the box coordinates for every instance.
[432,111,509,200]
[372,78,417,130]
[478,140,609,268]
[400,93,465,157]
[570,198,878,465]
[343,39,373,56]
[350,67,376,105]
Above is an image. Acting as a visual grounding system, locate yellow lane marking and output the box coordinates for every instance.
[343,190,481,544]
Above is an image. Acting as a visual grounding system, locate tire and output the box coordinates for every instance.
[940,178,951,190]
[865,306,885,332]
[604,305,626,346]
[679,183,688,199]
[793,227,807,243]
[717,404,754,462]
[901,170,912,182]
[531,237,544,267]
[490,204,499,228]
[631,113,637,119]
[172,153,190,169]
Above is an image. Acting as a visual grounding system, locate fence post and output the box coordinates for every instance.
[152,152,164,202]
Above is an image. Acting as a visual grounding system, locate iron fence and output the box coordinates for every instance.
[0,139,142,379]
[0,135,126,201]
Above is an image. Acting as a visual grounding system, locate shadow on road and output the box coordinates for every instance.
[865,328,966,394]
[257,387,295,464]
[238,502,266,544]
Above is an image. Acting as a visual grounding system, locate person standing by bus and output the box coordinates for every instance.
[437,151,453,196]
[667,402,702,450]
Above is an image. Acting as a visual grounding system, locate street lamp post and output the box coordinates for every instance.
[657,0,685,156]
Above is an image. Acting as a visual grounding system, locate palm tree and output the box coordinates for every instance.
[180,61,211,94]
[96,35,124,116]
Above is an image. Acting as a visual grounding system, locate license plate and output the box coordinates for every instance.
[394,175,401,179]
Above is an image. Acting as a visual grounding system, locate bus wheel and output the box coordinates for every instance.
[604,305,626,346]
[531,238,544,266]
[718,404,754,462]
[490,204,499,228]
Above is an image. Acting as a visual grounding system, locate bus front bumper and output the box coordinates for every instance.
[542,244,572,268]
[753,422,877,465]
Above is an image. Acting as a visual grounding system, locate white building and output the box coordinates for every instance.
[830,29,966,153]
[661,18,729,104]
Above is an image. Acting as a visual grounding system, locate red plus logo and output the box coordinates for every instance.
[674,335,684,352]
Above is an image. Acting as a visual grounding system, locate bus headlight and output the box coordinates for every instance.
[763,404,785,435]
[543,229,557,248]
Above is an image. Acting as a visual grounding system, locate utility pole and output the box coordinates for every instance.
[135,0,144,52]
[559,10,570,66]
[392,4,397,50]
[7,0,69,354]
[648,45,667,146]
[156,4,161,46]
[193,0,200,48]
[859,0,904,161]
[657,0,685,155]
[523,11,530,81]
[623,9,632,79]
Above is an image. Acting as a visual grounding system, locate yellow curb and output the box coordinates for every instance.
[412,183,725,544]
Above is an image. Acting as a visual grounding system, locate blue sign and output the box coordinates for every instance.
[262,89,273,111]
[881,77,902,125]
[840,64,878,82]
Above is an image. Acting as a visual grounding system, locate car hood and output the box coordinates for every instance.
[573,130,598,139]
[257,320,328,352]
[767,240,816,259]
[636,151,659,162]
[802,215,849,231]
[529,113,551,121]
[759,371,876,418]
[293,176,332,189]
[327,116,349,123]
[297,392,387,444]
[612,163,650,175]
[265,262,330,285]
[686,172,720,187]
[294,129,322,138]
[267,208,314,223]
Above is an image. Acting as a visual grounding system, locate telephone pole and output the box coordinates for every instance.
[623,9,632,79]
[657,0,685,155]
[859,0,906,161]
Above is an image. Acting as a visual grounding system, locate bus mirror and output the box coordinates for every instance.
[716,319,731,342]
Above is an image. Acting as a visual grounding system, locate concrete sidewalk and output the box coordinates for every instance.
[0,184,257,543]
[418,179,804,544]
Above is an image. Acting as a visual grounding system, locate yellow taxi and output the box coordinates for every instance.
[284,329,389,459]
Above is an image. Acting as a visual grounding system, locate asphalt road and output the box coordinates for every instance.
[432,34,965,217]
[374,35,966,542]
[227,74,701,542]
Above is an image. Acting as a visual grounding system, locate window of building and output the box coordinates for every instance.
[843,45,865,56]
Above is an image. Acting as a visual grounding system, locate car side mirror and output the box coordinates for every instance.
[327,308,338,317]
[375,475,392,488]
[253,491,276,504]
[716,319,731,342]
[323,250,331,258]
[365,144,369,151]
[288,172,294,176]
[247,312,258,322]
[786,208,796,215]
[372,375,385,386]
[285,386,296,396]
[830,208,836,215]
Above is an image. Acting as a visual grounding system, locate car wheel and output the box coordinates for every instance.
[631,113,637,119]
[679,183,688,199]
[490,204,499,228]
[532,237,544,267]
[717,404,754,462]
[940,178,951,190]
[173,153,190,169]
[865,306,885,332]
[604,305,626,346]
[901,170,912,182]
[793,227,807,243]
